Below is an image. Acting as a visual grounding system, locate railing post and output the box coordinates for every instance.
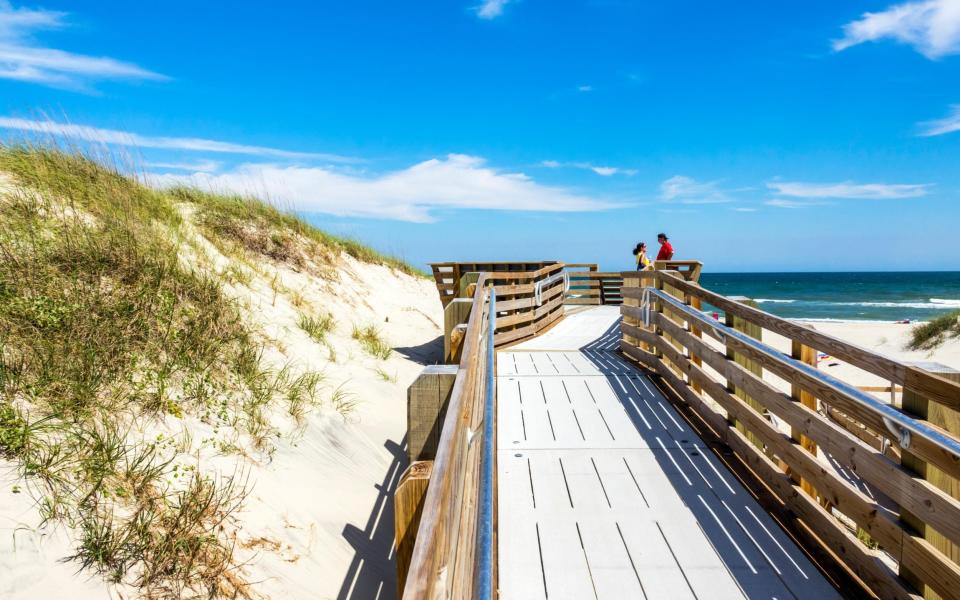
[445,299,473,363]
[790,333,819,499]
[899,362,960,599]
[395,460,434,599]
[622,271,640,350]
[725,297,765,449]
[408,365,459,463]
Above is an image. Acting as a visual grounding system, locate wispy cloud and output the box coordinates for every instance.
[767,180,931,199]
[0,1,166,89]
[732,207,757,212]
[765,199,813,209]
[917,104,960,136]
[151,154,620,223]
[474,0,510,19]
[143,159,221,173]
[659,175,730,204]
[0,117,358,162]
[577,85,593,92]
[833,0,960,59]
[541,160,636,177]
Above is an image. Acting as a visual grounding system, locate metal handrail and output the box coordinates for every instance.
[474,288,496,599]
[645,287,960,459]
[534,271,569,306]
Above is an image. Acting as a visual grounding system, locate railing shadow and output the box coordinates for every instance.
[336,437,407,600]
[577,317,830,598]
[394,335,444,366]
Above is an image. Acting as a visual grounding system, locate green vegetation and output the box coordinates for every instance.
[298,311,335,343]
[169,186,425,277]
[352,323,393,360]
[0,144,412,595]
[907,310,960,351]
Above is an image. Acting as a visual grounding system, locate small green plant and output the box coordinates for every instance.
[375,367,397,383]
[907,310,960,351]
[330,383,358,418]
[298,312,335,343]
[351,324,392,360]
[0,402,28,457]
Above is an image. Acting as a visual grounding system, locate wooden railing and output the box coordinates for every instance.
[403,274,496,598]
[429,261,558,307]
[619,269,960,600]
[564,260,702,306]
[488,262,566,346]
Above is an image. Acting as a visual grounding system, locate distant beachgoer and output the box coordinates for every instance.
[656,233,674,261]
[633,242,651,270]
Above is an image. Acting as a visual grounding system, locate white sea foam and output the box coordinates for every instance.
[754,298,796,304]
[930,298,960,307]
[819,299,960,309]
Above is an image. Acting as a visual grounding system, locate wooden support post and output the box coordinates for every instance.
[458,271,480,298]
[726,296,765,449]
[395,460,433,599]
[900,362,960,600]
[689,294,703,394]
[790,331,819,500]
[622,272,640,351]
[444,298,473,363]
[407,365,458,463]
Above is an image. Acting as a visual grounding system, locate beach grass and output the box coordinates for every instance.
[352,324,392,360]
[0,143,419,595]
[908,310,960,351]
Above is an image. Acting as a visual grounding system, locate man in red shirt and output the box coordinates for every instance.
[656,233,674,261]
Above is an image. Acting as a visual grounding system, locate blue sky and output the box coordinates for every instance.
[2,0,960,272]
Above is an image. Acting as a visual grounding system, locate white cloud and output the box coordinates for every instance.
[0,1,166,89]
[767,180,931,199]
[151,154,619,223]
[659,175,730,204]
[917,104,960,136]
[577,85,593,92]
[833,0,960,59]
[732,207,757,212]
[541,160,637,177]
[0,117,358,162]
[765,199,811,209]
[144,159,221,173]
[474,0,510,19]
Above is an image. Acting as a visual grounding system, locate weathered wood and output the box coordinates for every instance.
[727,297,765,449]
[407,365,459,463]
[645,312,960,552]
[901,363,960,600]
[395,460,434,599]
[639,323,960,599]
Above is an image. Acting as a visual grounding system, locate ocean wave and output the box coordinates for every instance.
[930,298,960,307]
[754,298,796,304]
[827,300,960,309]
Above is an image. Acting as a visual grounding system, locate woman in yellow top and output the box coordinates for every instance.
[633,242,652,270]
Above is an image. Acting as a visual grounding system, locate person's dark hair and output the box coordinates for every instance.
[633,242,646,255]
[657,232,668,240]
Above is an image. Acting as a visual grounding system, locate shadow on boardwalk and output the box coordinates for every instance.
[336,437,407,600]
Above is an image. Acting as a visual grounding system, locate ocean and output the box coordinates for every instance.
[696,272,960,322]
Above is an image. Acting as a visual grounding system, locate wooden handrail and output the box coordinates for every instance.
[404,274,495,598]
[619,271,960,600]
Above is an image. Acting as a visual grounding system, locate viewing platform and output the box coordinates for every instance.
[395,261,960,600]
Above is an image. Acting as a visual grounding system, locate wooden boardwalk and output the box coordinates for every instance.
[496,306,841,600]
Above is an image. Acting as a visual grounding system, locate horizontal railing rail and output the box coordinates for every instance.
[620,269,960,600]
[403,274,496,599]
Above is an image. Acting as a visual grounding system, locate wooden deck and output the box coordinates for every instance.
[496,306,841,600]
